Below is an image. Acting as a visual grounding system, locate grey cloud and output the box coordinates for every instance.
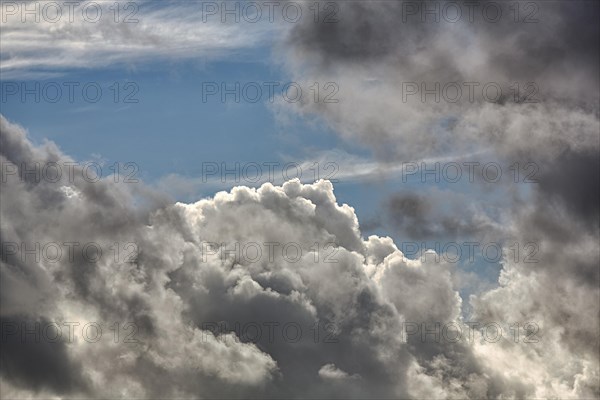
[385,190,505,241]
[280,1,599,160]
[535,148,600,228]
[1,115,499,398]
[279,2,600,397]
[0,315,90,395]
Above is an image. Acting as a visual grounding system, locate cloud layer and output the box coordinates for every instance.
[1,113,598,398]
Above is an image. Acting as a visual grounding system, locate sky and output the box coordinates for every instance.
[0,1,599,399]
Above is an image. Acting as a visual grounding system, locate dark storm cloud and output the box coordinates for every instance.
[287,1,401,61]
[385,190,502,241]
[288,1,599,88]
[536,148,600,228]
[0,315,89,395]
[281,0,599,158]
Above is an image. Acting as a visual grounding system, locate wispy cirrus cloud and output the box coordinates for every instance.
[0,0,281,79]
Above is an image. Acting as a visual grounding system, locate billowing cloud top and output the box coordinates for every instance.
[1,114,598,399]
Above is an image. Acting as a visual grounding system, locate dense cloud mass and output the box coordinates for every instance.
[1,109,598,398]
